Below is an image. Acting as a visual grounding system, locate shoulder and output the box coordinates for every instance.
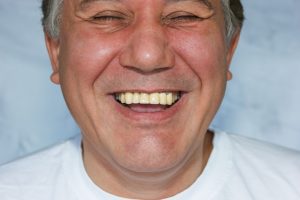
[214,131,300,177]
[226,132,300,165]
[222,132,300,199]
[0,135,81,199]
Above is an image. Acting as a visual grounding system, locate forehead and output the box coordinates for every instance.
[78,0,211,3]
[77,0,214,7]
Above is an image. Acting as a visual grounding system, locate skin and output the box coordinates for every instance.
[45,0,240,199]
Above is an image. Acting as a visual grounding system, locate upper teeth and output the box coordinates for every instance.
[115,92,180,105]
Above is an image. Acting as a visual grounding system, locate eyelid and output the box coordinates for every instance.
[162,11,203,24]
[167,11,199,18]
[92,10,127,20]
[87,10,131,32]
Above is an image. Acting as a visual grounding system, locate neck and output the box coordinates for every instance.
[82,131,213,199]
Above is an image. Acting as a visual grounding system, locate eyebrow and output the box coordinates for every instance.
[79,0,119,8]
[166,0,210,4]
[80,0,119,5]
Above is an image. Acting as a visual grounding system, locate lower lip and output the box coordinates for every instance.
[111,94,186,123]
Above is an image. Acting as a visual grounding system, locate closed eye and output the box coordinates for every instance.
[93,15,124,21]
[91,10,127,22]
[170,15,203,22]
[87,10,130,32]
[163,11,206,26]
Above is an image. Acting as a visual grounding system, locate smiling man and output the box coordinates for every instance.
[0,0,300,199]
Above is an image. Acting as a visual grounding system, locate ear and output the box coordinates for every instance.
[226,32,241,81]
[45,33,61,84]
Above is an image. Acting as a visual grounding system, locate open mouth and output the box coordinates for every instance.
[114,92,182,112]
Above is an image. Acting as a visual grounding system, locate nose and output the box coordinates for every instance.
[119,23,175,74]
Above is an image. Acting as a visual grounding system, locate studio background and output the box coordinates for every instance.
[0,0,299,165]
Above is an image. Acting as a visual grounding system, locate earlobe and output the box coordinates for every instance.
[50,72,60,84]
[227,70,232,81]
[44,33,61,84]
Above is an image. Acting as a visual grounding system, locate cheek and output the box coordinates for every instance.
[59,29,123,85]
[170,30,227,81]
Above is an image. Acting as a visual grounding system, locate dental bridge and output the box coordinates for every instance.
[115,91,182,108]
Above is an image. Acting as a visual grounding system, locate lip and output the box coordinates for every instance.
[110,92,187,124]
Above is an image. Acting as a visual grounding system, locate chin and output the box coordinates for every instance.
[112,134,187,173]
[118,154,182,174]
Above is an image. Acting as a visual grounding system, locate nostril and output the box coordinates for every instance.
[123,65,172,75]
[119,30,175,73]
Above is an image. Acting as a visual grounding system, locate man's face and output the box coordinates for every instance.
[46,0,238,172]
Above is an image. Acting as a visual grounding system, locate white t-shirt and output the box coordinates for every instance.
[0,132,299,200]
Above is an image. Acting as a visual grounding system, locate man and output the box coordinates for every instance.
[0,0,299,199]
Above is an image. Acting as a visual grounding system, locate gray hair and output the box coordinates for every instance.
[42,0,244,43]
[41,0,63,38]
[222,0,244,42]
